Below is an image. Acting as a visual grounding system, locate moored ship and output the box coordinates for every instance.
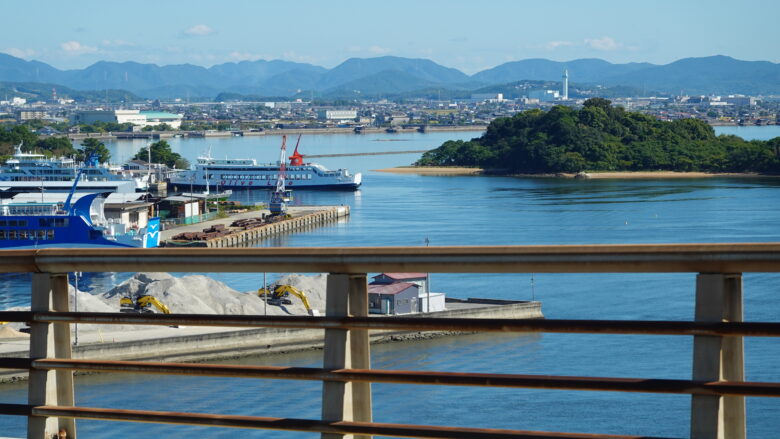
[168,139,361,191]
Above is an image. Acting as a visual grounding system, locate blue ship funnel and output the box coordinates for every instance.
[144,217,161,248]
[71,193,103,225]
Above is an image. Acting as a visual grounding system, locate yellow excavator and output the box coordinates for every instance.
[258,284,319,316]
[119,295,172,314]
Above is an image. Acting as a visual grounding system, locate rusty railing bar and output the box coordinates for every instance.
[31,405,679,439]
[0,243,775,274]
[30,359,780,397]
[14,312,780,336]
[0,403,32,416]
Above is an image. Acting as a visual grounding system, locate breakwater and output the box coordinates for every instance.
[161,206,349,248]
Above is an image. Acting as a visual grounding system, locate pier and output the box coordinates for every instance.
[160,205,350,247]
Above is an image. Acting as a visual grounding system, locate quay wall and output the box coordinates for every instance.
[0,301,542,383]
[205,206,349,248]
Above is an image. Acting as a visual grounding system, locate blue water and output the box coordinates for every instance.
[1,126,779,438]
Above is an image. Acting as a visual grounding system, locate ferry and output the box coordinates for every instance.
[0,194,160,249]
[0,161,160,249]
[168,140,361,191]
[0,142,147,190]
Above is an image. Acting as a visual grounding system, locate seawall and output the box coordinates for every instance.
[0,299,542,383]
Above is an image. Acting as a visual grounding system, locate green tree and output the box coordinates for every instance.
[79,138,111,164]
[36,137,77,157]
[134,140,189,168]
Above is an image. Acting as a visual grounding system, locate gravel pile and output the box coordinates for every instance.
[4,273,329,333]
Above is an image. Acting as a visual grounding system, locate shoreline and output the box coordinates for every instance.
[0,299,542,384]
[374,167,778,179]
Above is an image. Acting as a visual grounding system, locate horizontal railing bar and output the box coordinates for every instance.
[0,243,778,274]
[32,359,780,397]
[14,312,780,336]
[0,357,32,369]
[31,405,679,439]
[0,403,31,416]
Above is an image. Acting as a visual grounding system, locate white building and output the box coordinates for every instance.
[562,69,569,100]
[368,273,445,315]
[528,90,560,102]
[74,110,183,129]
[317,110,358,121]
[470,93,504,103]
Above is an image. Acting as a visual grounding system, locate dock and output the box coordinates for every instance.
[160,205,349,247]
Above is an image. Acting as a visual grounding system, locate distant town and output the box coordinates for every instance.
[1,69,778,141]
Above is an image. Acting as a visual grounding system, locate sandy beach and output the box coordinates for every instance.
[374,167,773,179]
[373,166,485,175]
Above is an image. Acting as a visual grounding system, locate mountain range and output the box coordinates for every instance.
[1,53,778,100]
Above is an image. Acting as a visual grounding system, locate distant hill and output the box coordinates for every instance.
[471,58,653,85]
[0,81,140,103]
[317,56,469,90]
[0,52,778,99]
[603,55,780,95]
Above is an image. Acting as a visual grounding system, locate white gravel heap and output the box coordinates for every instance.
[3,273,329,333]
[103,272,327,316]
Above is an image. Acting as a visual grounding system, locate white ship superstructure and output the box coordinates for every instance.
[169,149,361,191]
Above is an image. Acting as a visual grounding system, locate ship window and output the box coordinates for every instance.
[19,220,27,227]
[47,230,54,240]
[19,230,29,240]
[39,218,53,227]
[36,230,45,240]
[0,220,5,227]
[8,220,17,227]
[8,231,16,239]
[54,218,69,227]
[0,230,5,239]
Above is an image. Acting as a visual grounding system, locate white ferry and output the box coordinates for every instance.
[169,143,361,191]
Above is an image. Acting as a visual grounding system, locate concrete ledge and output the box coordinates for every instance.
[0,301,542,383]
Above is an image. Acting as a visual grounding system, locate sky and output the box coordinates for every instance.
[2,0,778,74]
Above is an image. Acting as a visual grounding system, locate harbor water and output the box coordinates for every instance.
[0,126,779,437]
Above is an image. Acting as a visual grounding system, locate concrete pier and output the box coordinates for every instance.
[160,205,349,248]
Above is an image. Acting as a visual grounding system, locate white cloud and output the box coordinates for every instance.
[184,24,214,36]
[584,36,620,51]
[101,40,135,48]
[4,48,35,58]
[544,40,575,50]
[229,51,264,61]
[60,41,98,54]
[369,45,393,55]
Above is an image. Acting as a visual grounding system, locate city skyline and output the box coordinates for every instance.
[2,0,778,73]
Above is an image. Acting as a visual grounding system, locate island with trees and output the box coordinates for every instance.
[415,98,780,175]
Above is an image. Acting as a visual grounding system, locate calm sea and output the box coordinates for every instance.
[0,125,778,438]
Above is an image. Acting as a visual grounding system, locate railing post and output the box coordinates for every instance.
[690,273,745,439]
[28,273,76,439]
[321,273,372,439]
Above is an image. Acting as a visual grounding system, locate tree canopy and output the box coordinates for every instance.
[416,99,780,174]
[133,140,189,169]
[78,138,111,164]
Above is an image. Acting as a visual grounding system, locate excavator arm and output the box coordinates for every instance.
[136,295,172,314]
[271,285,319,316]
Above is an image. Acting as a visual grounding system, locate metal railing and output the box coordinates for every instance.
[1,244,779,439]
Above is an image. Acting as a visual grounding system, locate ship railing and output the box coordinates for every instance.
[0,244,779,439]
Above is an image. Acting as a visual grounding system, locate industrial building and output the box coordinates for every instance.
[317,110,357,121]
[368,273,445,315]
[74,110,183,129]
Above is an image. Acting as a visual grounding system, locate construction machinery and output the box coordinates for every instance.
[269,135,290,215]
[119,295,171,314]
[258,284,320,316]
